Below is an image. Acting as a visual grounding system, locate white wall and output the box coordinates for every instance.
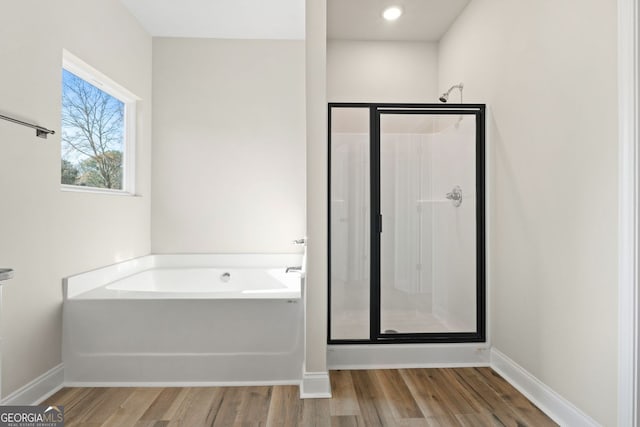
[151,38,306,254]
[0,0,151,398]
[438,0,618,424]
[327,40,439,102]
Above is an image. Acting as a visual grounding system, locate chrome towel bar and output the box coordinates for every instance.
[0,113,55,139]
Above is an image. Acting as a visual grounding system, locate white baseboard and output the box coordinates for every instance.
[490,348,600,427]
[300,371,331,398]
[1,364,64,405]
[328,343,491,370]
[64,379,299,388]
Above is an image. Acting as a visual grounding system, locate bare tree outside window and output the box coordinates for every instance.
[61,69,125,190]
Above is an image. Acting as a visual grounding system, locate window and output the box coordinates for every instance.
[61,51,137,193]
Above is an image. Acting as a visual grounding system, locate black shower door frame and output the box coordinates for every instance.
[328,103,486,345]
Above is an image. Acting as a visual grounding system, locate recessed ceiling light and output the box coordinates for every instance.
[382,6,403,21]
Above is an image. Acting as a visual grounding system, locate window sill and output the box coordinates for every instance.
[61,185,139,197]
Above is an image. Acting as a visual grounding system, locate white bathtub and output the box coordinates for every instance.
[62,254,304,385]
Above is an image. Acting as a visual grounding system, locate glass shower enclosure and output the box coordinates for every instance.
[329,103,486,343]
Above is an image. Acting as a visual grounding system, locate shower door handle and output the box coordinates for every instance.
[378,213,383,233]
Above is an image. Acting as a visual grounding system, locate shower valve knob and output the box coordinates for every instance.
[446,186,463,207]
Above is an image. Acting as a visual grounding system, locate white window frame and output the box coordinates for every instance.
[61,49,139,195]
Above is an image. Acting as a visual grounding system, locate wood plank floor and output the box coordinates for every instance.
[44,368,557,426]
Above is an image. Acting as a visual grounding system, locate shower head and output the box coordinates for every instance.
[439,83,464,103]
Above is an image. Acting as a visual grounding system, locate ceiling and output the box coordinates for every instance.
[119,0,470,41]
[328,0,471,41]
[120,0,305,39]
